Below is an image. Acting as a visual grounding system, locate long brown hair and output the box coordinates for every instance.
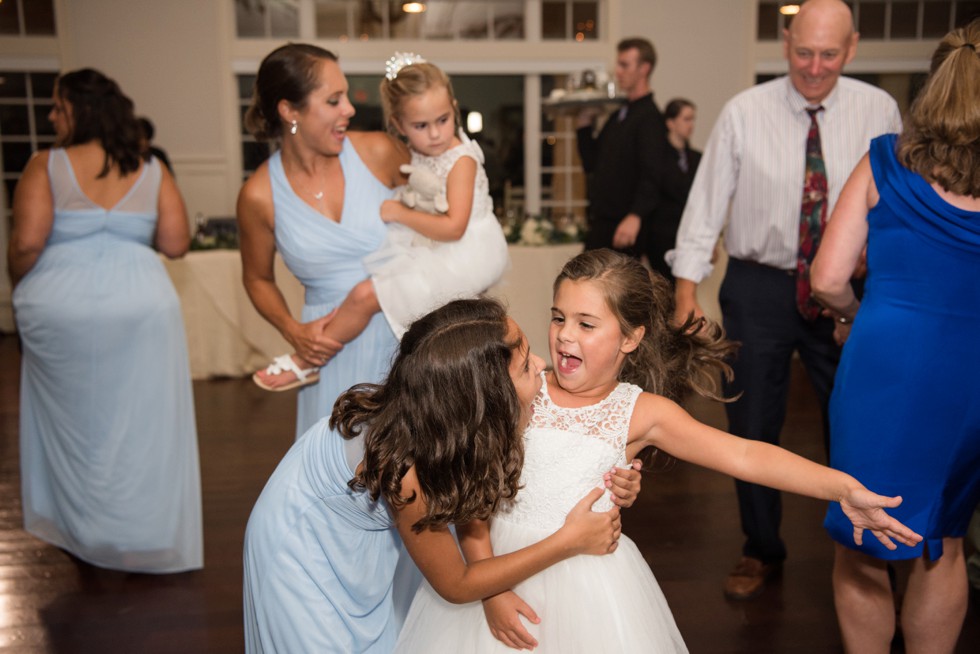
[333,298,525,533]
[554,249,737,403]
[897,18,980,197]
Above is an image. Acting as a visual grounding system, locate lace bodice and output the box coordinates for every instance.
[496,376,642,531]
[410,131,493,226]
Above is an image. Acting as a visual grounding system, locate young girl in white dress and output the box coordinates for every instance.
[393,249,923,653]
[254,53,509,390]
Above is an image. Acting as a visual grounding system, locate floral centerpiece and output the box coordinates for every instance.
[504,214,583,246]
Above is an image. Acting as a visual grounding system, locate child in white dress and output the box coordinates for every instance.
[254,53,508,390]
[393,249,923,652]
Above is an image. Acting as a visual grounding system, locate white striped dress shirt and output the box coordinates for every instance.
[668,76,902,283]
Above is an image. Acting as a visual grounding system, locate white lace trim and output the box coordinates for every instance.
[528,377,641,454]
[495,377,641,530]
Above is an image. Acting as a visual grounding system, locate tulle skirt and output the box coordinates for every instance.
[394,517,688,653]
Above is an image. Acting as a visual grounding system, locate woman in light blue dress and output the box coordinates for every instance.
[238,44,407,438]
[243,298,625,652]
[9,69,202,573]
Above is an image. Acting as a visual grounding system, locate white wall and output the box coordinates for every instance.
[53,0,242,220]
[0,0,931,331]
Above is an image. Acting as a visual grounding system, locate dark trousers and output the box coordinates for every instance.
[584,218,641,259]
[720,258,841,564]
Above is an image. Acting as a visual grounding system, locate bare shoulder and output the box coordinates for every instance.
[237,163,272,212]
[21,149,52,178]
[629,391,685,444]
[236,163,275,234]
[13,150,52,201]
[348,131,410,187]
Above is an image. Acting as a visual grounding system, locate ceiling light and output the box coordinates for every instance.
[779,3,801,16]
[402,2,426,13]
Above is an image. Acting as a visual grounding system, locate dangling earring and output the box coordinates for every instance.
[290,120,298,135]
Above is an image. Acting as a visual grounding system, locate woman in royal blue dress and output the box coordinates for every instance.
[9,68,201,573]
[812,19,980,652]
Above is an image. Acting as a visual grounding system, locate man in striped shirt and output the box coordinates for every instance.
[667,0,902,601]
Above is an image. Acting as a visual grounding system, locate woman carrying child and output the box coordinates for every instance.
[253,52,509,392]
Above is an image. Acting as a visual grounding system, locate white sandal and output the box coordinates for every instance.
[252,354,320,392]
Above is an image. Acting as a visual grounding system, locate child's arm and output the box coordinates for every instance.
[459,462,643,649]
[395,466,621,605]
[628,394,922,550]
[380,155,477,242]
[457,520,541,650]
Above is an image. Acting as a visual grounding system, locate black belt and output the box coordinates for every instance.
[729,257,796,277]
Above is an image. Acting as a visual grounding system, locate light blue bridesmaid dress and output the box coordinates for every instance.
[243,419,419,652]
[243,140,421,651]
[268,141,399,438]
[14,150,202,573]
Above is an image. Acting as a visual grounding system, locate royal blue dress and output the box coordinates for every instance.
[14,150,202,573]
[242,419,420,652]
[824,134,980,561]
[268,140,399,438]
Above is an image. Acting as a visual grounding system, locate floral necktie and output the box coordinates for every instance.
[796,107,827,321]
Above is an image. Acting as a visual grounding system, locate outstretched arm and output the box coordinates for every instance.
[629,395,922,550]
[395,468,621,605]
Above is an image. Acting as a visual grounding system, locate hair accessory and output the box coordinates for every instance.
[385,52,426,80]
[290,120,298,135]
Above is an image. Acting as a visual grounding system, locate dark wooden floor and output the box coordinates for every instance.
[1,333,978,653]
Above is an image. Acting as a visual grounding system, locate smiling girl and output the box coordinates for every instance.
[254,52,508,391]
[393,249,923,652]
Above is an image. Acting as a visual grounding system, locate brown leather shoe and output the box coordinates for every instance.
[723,556,781,600]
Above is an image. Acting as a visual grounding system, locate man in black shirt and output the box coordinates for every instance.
[576,37,667,257]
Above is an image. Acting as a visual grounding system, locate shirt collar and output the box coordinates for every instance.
[782,75,840,116]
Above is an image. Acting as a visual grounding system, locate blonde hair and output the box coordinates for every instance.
[379,61,461,138]
[897,18,980,197]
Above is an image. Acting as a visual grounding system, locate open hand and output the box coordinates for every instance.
[483,591,539,650]
[839,487,923,550]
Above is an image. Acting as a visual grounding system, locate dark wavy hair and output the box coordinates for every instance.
[244,43,338,141]
[555,249,737,403]
[333,298,525,533]
[55,69,142,177]
[897,18,980,197]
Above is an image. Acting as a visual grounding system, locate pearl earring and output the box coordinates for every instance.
[290,120,298,135]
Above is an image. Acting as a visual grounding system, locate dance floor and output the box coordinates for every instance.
[1,334,977,652]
